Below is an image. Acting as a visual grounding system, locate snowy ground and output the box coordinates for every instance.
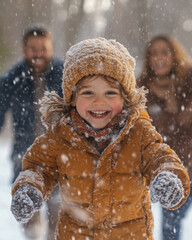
[0,132,192,240]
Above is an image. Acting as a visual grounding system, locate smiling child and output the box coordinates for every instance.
[11,37,190,240]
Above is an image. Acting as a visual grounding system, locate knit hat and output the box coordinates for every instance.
[63,37,136,105]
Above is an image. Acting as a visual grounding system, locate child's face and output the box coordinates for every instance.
[74,76,124,129]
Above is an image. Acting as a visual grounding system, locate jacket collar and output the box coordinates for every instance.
[57,109,150,156]
[58,123,100,156]
[102,109,150,156]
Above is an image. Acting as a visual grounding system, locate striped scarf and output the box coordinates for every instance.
[69,108,128,153]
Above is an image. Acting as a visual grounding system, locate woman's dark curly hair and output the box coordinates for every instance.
[138,35,192,86]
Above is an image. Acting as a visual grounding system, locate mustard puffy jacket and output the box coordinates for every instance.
[12,110,190,240]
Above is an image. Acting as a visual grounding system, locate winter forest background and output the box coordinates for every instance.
[1,0,192,75]
[0,0,192,239]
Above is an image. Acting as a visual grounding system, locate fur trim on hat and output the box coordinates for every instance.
[40,91,66,129]
[63,37,136,105]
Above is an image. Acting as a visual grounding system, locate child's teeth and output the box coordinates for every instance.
[91,111,106,116]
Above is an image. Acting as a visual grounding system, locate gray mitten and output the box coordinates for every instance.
[11,184,43,223]
[150,171,184,208]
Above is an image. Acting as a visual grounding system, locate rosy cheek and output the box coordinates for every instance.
[76,98,89,112]
[112,102,123,114]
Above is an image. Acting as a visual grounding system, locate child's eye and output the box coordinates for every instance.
[106,90,119,95]
[81,90,93,95]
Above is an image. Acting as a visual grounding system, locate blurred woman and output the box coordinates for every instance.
[137,35,192,240]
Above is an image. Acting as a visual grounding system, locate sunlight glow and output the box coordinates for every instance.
[183,19,192,31]
[83,0,111,14]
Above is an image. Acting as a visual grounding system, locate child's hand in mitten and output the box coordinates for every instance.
[150,171,184,208]
[11,184,43,223]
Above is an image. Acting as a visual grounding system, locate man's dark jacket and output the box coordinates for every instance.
[0,58,64,180]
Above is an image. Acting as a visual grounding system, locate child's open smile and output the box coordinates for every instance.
[74,76,124,129]
[88,110,110,118]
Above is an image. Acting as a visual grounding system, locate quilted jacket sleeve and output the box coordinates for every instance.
[141,119,190,210]
[11,131,59,200]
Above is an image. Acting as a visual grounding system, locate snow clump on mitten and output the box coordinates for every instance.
[150,171,184,208]
[11,184,43,223]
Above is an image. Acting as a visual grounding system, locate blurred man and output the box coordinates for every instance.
[0,24,64,240]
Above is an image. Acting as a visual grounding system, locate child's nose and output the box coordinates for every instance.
[93,97,106,105]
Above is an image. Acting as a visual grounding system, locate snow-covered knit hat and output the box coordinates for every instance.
[63,37,136,105]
